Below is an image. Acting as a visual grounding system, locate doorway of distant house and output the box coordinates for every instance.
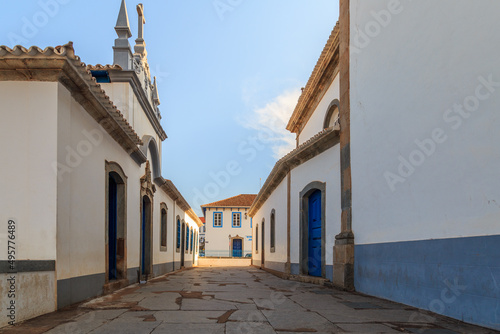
[308,190,322,277]
[141,195,152,280]
[232,238,242,257]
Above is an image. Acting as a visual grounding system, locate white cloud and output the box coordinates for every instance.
[244,88,301,159]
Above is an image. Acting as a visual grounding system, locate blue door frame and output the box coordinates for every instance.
[308,190,322,277]
[232,239,242,257]
[108,177,118,280]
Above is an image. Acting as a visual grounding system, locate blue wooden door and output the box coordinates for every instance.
[308,190,322,277]
[232,239,242,257]
[141,197,146,274]
[108,177,118,280]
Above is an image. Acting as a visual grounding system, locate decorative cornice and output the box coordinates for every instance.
[0,43,143,156]
[249,127,340,217]
[286,22,340,134]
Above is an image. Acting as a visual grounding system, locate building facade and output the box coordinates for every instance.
[250,1,500,331]
[0,1,201,327]
[202,195,256,258]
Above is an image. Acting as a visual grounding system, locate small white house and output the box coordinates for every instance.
[202,195,256,257]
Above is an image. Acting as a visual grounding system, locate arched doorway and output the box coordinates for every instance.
[307,190,322,276]
[140,161,155,282]
[105,162,127,286]
[140,195,152,280]
[300,182,326,278]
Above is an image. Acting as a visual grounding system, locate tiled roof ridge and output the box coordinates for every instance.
[278,127,333,166]
[0,42,142,146]
[87,64,123,71]
[201,194,257,208]
[286,21,340,133]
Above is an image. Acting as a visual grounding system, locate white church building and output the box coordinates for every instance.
[202,194,256,258]
[0,0,201,327]
[250,1,500,331]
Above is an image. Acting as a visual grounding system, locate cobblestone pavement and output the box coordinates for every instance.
[1,267,497,334]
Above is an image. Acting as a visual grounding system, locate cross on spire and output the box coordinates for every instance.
[137,3,146,40]
[134,3,147,57]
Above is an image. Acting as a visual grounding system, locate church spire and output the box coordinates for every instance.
[113,0,133,70]
[115,0,132,38]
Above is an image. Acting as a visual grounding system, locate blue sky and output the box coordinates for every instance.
[1,0,339,216]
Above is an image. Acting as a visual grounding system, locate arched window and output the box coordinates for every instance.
[323,99,340,130]
[255,224,259,254]
[160,203,167,251]
[176,218,181,252]
[270,209,276,253]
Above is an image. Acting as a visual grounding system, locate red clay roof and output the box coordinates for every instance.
[199,217,206,224]
[201,194,257,208]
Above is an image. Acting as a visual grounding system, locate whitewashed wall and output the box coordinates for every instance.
[298,74,340,145]
[350,0,500,244]
[349,1,500,329]
[56,82,142,280]
[56,81,198,285]
[101,82,162,147]
[0,82,59,326]
[251,178,288,270]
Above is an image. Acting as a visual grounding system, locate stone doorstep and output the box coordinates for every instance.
[289,274,330,286]
[103,278,129,295]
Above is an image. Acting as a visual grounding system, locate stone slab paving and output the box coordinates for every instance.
[0,267,497,334]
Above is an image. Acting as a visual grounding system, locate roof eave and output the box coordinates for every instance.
[286,22,340,135]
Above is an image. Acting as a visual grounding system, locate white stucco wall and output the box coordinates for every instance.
[350,0,500,244]
[0,82,58,261]
[204,207,252,257]
[56,82,195,280]
[251,178,288,265]
[101,82,162,150]
[56,83,144,279]
[290,146,341,267]
[298,74,340,145]
[0,82,59,326]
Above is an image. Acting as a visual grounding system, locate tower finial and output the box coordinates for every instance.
[115,0,132,39]
[113,0,133,69]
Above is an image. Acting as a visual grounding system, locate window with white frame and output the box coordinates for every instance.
[214,212,222,227]
[232,212,241,227]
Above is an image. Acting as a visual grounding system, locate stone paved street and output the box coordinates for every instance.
[1,267,496,334]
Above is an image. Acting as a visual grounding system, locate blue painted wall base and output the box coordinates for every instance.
[355,235,500,330]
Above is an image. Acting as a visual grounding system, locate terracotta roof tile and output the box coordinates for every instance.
[202,194,257,208]
[199,217,206,224]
